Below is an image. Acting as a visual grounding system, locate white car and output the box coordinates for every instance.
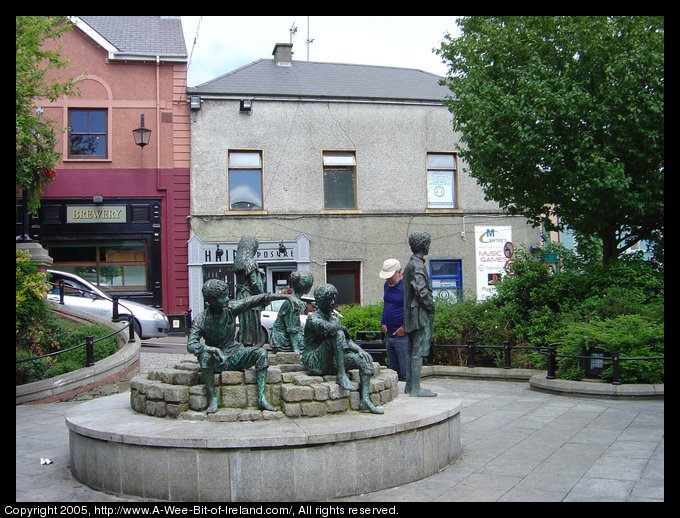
[46,269,169,339]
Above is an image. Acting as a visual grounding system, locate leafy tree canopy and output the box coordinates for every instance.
[436,16,663,262]
[16,16,78,213]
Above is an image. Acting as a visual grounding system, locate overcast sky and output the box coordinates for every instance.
[181,16,460,87]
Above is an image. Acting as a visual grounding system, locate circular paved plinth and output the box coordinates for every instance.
[66,391,462,501]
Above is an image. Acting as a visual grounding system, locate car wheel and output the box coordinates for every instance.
[133,319,143,339]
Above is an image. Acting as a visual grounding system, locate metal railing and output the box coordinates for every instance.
[541,345,664,385]
[432,340,549,369]
[354,333,664,385]
[355,331,387,364]
[16,280,136,367]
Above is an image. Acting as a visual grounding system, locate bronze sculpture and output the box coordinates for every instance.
[301,283,383,414]
[233,235,265,346]
[270,271,314,352]
[187,278,290,413]
[403,231,438,397]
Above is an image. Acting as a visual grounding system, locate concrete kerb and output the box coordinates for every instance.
[423,365,663,399]
[529,373,664,398]
[423,364,544,381]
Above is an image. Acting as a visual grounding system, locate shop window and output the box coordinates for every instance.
[202,265,235,300]
[323,151,357,209]
[68,109,108,158]
[228,150,263,210]
[47,240,147,290]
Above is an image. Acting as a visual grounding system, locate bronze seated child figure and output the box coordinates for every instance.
[187,278,291,413]
[301,283,383,414]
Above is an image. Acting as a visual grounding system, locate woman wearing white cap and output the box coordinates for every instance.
[379,258,410,386]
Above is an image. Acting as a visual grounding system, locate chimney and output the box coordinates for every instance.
[272,43,293,66]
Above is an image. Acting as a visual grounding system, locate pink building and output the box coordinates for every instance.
[17,17,190,326]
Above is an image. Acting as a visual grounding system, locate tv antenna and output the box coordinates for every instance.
[289,22,297,44]
[306,16,315,61]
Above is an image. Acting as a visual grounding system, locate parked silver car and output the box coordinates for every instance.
[46,269,169,339]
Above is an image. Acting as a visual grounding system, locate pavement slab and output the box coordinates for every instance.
[16,351,664,503]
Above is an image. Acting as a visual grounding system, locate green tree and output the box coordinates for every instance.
[16,16,78,213]
[436,16,664,263]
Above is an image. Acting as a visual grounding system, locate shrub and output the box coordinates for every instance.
[56,320,120,365]
[332,251,664,383]
[336,302,383,339]
[16,249,50,332]
[16,311,70,358]
[551,314,664,383]
[15,349,48,385]
[16,315,121,385]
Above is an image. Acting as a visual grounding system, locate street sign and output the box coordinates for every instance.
[503,241,514,259]
[504,259,516,275]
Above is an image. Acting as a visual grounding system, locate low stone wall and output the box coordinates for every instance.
[529,373,664,398]
[130,351,399,421]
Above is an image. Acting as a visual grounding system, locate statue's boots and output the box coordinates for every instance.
[358,373,384,413]
[256,368,279,412]
[409,358,437,397]
[203,370,219,413]
[334,334,358,391]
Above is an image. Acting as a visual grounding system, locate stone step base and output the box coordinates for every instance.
[131,351,399,420]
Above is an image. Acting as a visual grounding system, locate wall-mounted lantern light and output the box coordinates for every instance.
[132,114,152,148]
[190,95,202,110]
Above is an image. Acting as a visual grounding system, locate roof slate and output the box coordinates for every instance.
[78,16,187,58]
[188,58,449,102]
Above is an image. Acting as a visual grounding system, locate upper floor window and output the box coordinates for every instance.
[68,109,107,158]
[228,150,263,210]
[427,152,457,209]
[323,151,357,210]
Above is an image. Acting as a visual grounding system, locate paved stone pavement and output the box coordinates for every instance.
[16,351,663,502]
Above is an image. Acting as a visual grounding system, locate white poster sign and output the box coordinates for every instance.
[475,226,512,300]
[427,170,454,208]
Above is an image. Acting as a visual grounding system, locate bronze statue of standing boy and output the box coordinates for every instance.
[402,231,438,397]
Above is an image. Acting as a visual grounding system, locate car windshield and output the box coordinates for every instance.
[48,273,106,300]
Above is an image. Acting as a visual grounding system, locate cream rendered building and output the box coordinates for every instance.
[187,43,541,312]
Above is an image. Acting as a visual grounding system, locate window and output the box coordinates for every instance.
[323,151,357,210]
[48,240,147,290]
[228,150,263,210]
[427,153,457,209]
[69,109,107,158]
